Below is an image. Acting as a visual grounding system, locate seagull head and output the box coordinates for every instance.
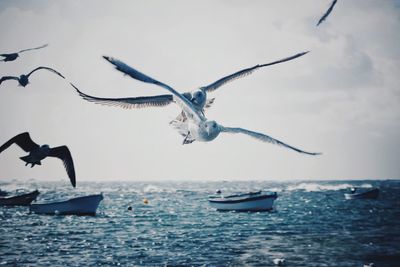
[192,89,206,108]
[203,120,220,141]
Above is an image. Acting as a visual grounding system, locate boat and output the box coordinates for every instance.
[0,189,8,196]
[208,190,277,211]
[0,190,40,206]
[344,187,379,200]
[29,194,104,215]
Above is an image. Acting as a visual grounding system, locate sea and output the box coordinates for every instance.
[0,179,399,267]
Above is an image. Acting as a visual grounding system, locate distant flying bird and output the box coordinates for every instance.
[317,0,338,26]
[0,44,48,62]
[0,132,76,187]
[0,67,65,87]
[98,58,321,156]
[100,51,308,118]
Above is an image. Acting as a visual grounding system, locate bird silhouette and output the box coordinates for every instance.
[0,132,76,187]
[0,66,65,87]
[1,44,48,62]
[317,0,338,26]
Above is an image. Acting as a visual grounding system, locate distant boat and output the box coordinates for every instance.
[208,190,277,211]
[0,190,40,206]
[30,194,103,215]
[0,189,7,196]
[344,187,379,200]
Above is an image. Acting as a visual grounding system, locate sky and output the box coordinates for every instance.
[0,0,399,184]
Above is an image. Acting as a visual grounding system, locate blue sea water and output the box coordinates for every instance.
[0,180,399,266]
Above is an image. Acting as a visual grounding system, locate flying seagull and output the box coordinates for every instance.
[0,66,65,87]
[1,44,48,62]
[0,132,76,187]
[99,58,321,156]
[317,0,338,26]
[99,51,308,118]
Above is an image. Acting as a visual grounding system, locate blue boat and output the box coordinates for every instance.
[30,194,103,215]
[344,188,379,200]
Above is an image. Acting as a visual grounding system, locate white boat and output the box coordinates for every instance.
[208,191,277,211]
[344,188,379,200]
[29,194,103,215]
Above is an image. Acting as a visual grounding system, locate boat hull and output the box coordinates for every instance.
[30,194,103,215]
[209,193,277,212]
[0,190,40,206]
[344,188,379,200]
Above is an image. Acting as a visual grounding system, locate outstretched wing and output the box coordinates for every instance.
[0,76,19,85]
[316,0,338,26]
[103,56,204,122]
[71,82,174,109]
[200,51,309,93]
[18,44,49,53]
[48,146,76,188]
[0,132,39,154]
[220,126,321,156]
[26,66,65,79]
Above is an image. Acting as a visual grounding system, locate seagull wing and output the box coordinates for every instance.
[0,132,40,154]
[103,56,204,122]
[220,126,321,156]
[26,66,65,79]
[18,44,49,53]
[200,51,309,93]
[0,76,19,85]
[48,146,76,188]
[317,0,338,26]
[71,82,174,109]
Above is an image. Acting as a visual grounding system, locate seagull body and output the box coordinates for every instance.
[0,66,65,87]
[0,132,76,187]
[99,56,321,156]
[317,0,338,26]
[0,44,48,62]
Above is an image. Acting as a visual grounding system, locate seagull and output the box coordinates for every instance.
[100,51,308,118]
[1,44,48,62]
[0,132,76,187]
[0,66,65,87]
[316,0,338,26]
[99,57,321,155]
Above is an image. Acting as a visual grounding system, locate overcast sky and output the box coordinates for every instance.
[0,0,399,184]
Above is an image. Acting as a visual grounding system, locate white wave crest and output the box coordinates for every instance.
[286,182,372,192]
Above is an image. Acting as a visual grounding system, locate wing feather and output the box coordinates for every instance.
[0,76,19,85]
[317,0,338,26]
[18,44,48,53]
[103,56,204,122]
[201,51,309,92]
[221,126,321,156]
[48,146,76,188]
[0,132,39,154]
[71,82,173,109]
[26,66,65,79]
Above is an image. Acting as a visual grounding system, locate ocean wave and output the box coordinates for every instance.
[286,182,372,192]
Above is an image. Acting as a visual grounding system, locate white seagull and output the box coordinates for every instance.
[75,52,308,122]
[0,132,76,187]
[0,66,65,87]
[98,57,321,156]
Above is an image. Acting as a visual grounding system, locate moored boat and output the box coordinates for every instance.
[209,190,277,211]
[30,194,103,215]
[0,190,40,206]
[344,187,379,200]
